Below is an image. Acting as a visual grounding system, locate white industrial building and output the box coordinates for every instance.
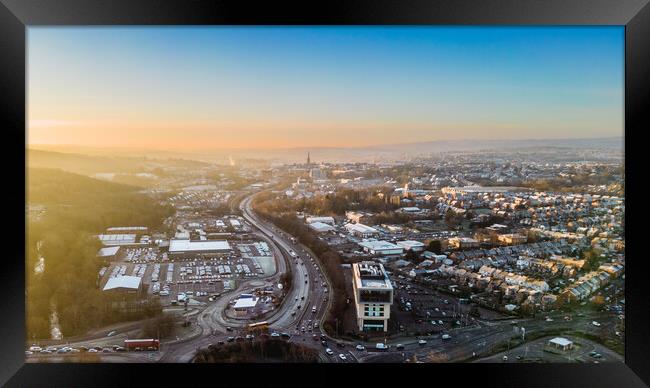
[358,240,404,256]
[103,275,142,293]
[305,216,335,225]
[232,294,259,316]
[168,239,232,255]
[97,246,120,259]
[345,223,380,238]
[396,240,426,252]
[308,222,335,233]
[352,261,393,332]
[97,234,140,246]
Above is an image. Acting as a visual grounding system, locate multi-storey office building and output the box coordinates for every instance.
[352,261,393,332]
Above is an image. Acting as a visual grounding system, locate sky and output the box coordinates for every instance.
[28,26,624,150]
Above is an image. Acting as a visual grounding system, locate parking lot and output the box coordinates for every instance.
[99,246,272,306]
[391,275,506,335]
[474,335,624,363]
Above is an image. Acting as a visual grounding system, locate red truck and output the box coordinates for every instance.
[124,339,160,351]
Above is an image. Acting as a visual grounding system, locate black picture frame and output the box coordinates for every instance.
[1,0,648,386]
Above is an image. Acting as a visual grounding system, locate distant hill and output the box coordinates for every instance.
[27,149,210,176]
[27,167,173,231]
[29,136,623,165]
[27,168,137,205]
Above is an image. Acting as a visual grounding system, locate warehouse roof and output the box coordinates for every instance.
[97,246,120,257]
[359,240,403,252]
[309,222,335,233]
[345,223,379,234]
[397,240,425,250]
[98,234,136,245]
[103,275,141,291]
[233,297,259,309]
[169,239,231,252]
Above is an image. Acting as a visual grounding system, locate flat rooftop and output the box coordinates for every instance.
[354,261,393,289]
[103,275,141,291]
[169,239,231,253]
[359,240,402,251]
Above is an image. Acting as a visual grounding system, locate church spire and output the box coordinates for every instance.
[307,152,311,165]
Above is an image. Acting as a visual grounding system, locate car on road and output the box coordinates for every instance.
[321,341,328,347]
[280,333,291,339]
[442,334,451,340]
[271,332,280,338]
[245,334,255,341]
[312,335,319,341]
[325,348,334,355]
[355,344,365,351]
[339,354,347,361]
[226,327,234,332]
[102,348,113,353]
[235,336,244,342]
[418,340,427,345]
[25,351,33,356]
[592,321,601,327]
[503,356,508,361]
[375,343,389,351]
[227,337,235,342]
[87,349,98,353]
[107,330,117,337]
[28,345,42,352]
[396,344,405,350]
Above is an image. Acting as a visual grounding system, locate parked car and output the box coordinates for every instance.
[339,354,347,361]
[355,344,365,351]
[325,348,334,355]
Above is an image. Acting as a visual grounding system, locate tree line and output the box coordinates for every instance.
[26,168,173,340]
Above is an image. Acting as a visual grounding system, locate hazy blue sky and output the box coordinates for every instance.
[28,26,624,149]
